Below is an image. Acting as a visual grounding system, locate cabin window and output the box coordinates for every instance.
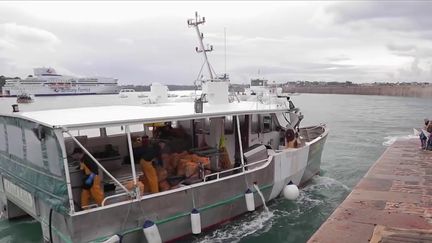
[129,124,143,133]
[224,116,234,134]
[177,120,191,130]
[105,125,144,136]
[251,114,261,134]
[24,129,43,167]
[77,128,100,138]
[106,126,123,135]
[251,80,263,86]
[171,121,178,128]
[6,125,24,159]
[46,136,62,176]
[194,118,210,134]
[262,115,273,133]
[0,124,6,152]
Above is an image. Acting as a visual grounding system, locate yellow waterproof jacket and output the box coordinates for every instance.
[140,159,159,193]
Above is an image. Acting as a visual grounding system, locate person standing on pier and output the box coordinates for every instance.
[426,120,432,150]
[420,119,429,149]
[420,119,432,150]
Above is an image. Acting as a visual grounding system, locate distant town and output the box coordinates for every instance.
[109,80,432,98]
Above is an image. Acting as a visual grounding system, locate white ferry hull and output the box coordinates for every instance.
[2,67,119,96]
[2,84,119,96]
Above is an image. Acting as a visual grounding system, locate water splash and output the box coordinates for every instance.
[304,176,351,192]
[195,210,274,243]
[253,183,269,212]
[382,134,417,146]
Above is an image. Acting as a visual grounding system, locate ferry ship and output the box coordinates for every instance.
[1,68,119,96]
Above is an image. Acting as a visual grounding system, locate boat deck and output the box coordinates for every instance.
[308,139,432,243]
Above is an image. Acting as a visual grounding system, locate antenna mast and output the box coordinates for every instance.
[224,27,227,76]
[188,12,214,80]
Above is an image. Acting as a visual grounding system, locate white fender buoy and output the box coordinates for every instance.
[102,235,121,243]
[190,208,201,234]
[283,181,299,200]
[142,220,162,243]
[245,188,255,211]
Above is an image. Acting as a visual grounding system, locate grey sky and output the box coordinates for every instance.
[0,1,431,84]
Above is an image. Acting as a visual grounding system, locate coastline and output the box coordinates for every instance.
[283,84,432,98]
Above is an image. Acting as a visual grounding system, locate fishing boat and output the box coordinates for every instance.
[120,84,169,101]
[119,89,136,98]
[16,93,35,104]
[244,77,277,95]
[0,13,328,243]
[238,77,284,103]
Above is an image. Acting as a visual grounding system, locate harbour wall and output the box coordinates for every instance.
[307,139,432,243]
[284,85,432,98]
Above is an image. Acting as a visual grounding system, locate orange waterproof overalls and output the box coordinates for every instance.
[80,162,104,207]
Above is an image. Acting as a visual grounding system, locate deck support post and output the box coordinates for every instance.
[65,130,131,196]
[55,129,76,214]
[125,125,139,198]
[235,115,245,171]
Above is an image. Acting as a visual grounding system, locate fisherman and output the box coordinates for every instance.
[426,120,432,151]
[420,119,430,150]
[72,148,104,208]
[138,142,160,194]
[287,97,295,110]
[285,128,298,148]
[133,135,150,163]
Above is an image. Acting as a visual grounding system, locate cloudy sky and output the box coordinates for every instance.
[0,1,431,84]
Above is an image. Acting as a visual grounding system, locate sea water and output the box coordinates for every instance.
[0,93,431,243]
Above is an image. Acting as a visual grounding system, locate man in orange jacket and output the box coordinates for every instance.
[72,148,104,208]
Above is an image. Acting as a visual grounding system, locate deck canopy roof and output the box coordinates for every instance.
[15,102,288,129]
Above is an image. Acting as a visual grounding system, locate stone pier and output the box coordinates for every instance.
[308,139,432,242]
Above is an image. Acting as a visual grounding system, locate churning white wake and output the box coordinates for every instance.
[304,175,351,192]
[195,176,349,243]
[195,210,274,243]
[382,134,418,146]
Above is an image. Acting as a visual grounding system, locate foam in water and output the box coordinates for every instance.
[304,176,351,192]
[382,134,418,146]
[195,210,274,243]
[195,183,273,242]
[195,176,349,243]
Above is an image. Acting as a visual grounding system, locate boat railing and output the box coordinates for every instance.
[81,204,98,210]
[203,157,269,182]
[102,192,130,206]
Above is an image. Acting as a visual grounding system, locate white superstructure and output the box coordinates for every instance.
[2,67,119,96]
[244,77,281,95]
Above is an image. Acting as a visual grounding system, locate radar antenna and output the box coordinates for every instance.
[187,12,215,80]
